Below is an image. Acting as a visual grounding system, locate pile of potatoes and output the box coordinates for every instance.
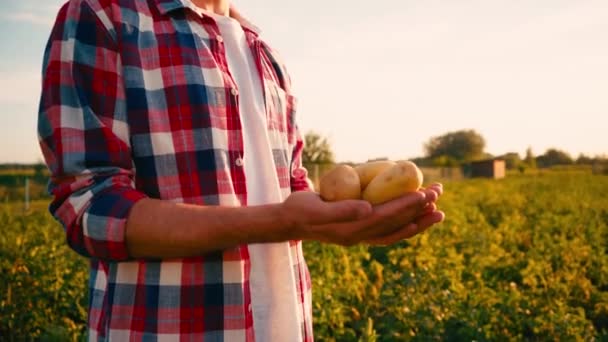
[319,160,423,205]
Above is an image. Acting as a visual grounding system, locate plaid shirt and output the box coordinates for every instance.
[38,0,313,340]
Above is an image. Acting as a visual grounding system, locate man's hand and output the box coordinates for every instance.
[125,183,443,259]
[282,183,445,246]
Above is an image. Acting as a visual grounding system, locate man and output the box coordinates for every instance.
[38,0,445,340]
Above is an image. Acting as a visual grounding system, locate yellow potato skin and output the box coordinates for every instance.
[354,160,396,190]
[362,161,423,205]
[319,165,362,201]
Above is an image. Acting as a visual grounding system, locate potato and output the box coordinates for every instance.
[362,160,423,205]
[355,160,396,190]
[319,165,361,201]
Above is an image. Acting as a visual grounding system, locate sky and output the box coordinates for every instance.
[0,0,606,164]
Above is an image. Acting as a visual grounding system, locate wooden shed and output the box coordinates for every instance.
[469,159,506,179]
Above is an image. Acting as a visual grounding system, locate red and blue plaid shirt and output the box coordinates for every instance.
[38,0,313,340]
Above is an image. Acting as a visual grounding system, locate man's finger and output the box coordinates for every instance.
[420,202,437,216]
[366,210,445,245]
[421,188,439,203]
[358,191,431,237]
[365,223,420,245]
[415,210,445,232]
[374,190,427,214]
[428,183,443,195]
[319,200,373,224]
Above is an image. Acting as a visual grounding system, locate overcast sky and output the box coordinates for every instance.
[1,0,606,163]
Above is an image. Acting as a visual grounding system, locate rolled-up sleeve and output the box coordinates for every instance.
[38,0,146,261]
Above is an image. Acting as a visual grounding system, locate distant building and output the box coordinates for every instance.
[469,159,506,179]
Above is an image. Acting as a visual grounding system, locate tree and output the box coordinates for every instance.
[411,156,433,168]
[576,154,594,165]
[524,147,536,169]
[536,148,573,168]
[501,152,523,170]
[303,131,335,165]
[431,155,459,167]
[424,129,486,165]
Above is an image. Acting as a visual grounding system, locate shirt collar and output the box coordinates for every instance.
[153,0,261,34]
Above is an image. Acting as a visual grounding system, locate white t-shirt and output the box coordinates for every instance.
[189,5,302,341]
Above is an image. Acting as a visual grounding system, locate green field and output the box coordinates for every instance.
[1,171,607,340]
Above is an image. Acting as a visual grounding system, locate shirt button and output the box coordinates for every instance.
[235,157,244,167]
[230,87,238,96]
[216,35,224,43]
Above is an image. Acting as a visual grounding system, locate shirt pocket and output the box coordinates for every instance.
[265,82,298,145]
[264,82,297,183]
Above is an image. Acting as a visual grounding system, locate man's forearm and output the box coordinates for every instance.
[125,198,291,259]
